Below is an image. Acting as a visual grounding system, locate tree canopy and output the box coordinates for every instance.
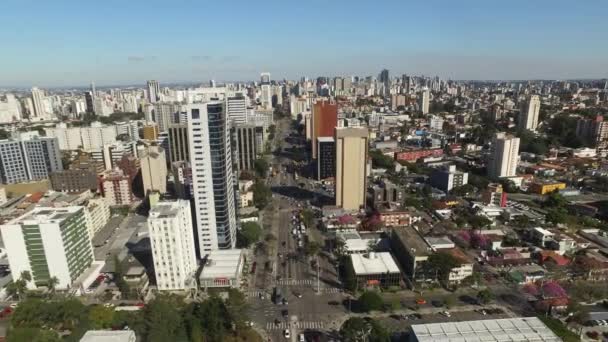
[236,222,262,248]
[357,291,383,312]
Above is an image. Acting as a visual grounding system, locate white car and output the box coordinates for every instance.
[284,329,291,338]
[299,333,305,342]
[440,311,451,317]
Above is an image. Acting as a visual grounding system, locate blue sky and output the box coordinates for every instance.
[1,0,607,87]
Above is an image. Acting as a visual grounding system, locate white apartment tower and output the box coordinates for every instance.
[488,132,520,179]
[31,87,47,119]
[260,73,272,109]
[147,80,161,103]
[420,88,430,114]
[226,94,248,125]
[0,207,94,290]
[148,200,197,290]
[518,95,541,131]
[186,102,237,256]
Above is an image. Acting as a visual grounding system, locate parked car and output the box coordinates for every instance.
[415,298,427,305]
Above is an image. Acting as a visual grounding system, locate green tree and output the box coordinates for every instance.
[546,208,568,224]
[444,295,457,309]
[253,158,270,178]
[477,289,494,305]
[427,252,461,285]
[340,317,369,341]
[88,305,115,329]
[113,255,131,299]
[469,215,492,230]
[340,256,357,292]
[252,181,272,210]
[6,327,61,342]
[236,222,262,248]
[304,241,322,257]
[543,191,567,208]
[357,291,383,312]
[369,320,391,342]
[369,150,395,170]
[46,276,59,297]
[225,288,249,328]
[300,209,315,228]
[144,295,186,342]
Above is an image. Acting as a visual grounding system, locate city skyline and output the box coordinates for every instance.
[2,0,608,87]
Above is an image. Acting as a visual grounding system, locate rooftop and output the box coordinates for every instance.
[392,226,432,257]
[6,206,81,226]
[200,249,243,279]
[149,200,187,218]
[411,317,561,342]
[79,330,136,342]
[350,252,400,275]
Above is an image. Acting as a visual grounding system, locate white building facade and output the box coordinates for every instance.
[148,200,198,290]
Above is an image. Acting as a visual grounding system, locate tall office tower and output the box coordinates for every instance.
[334,77,344,92]
[139,145,168,194]
[226,94,248,125]
[419,88,430,114]
[311,100,338,159]
[232,124,264,171]
[518,95,541,131]
[576,115,608,149]
[401,74,410,94]
[148,200,197,290]
[488,132,520,179]
[31,87,47,119]
[152,103,181,132]
[1,207,94,290]
[147,80,161,103]
[84,92,95,114]
[317,137,335,180]
[186,102,237,255]
[343,77,352,94]
[168,123,190,163]
[260,72,272,109]
[379,69,390,88]
[0,136,63,184]
[335,127,369,211]
[90,81,96,97]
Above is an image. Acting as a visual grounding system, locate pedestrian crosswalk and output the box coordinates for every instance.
[276,279,316,286]
[266,321,325,330]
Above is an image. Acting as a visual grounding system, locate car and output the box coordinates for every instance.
[282,298,288,305]
[299,333,305,342]
[281,309,288,317]
[294,292,302,298]
[284,329,291,338]
[476,309,487,316]
[9,303,18,309]
[328,300,340,306]
[440,311,451,317]
[415,298,427,305]
[431,300,443,307]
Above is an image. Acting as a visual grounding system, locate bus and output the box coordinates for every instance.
[273,287,283,304]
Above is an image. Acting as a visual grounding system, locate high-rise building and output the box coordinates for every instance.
[317,137,335,180]
[260,73,272,109]
[518,95,541,131]
[172,161,192,200]
[101,168,134,205]
[488,132,520,179]
[50,169,98,194]
[142,123,160,140]
[139,145,167,194]
[147,80,161,103]
[186,102,237,255]
[31,87,47,119]
[226,94,248,125]
[335,127,368,211]
[430,165,468,192]
[576,115,608,148]
[0,136,63,184]
[1,207,94,290]
[152,103,181,132]
[148,200,197,290]
[311,100,338,159]
[379,69,390,88]
[232,124,264,171]
[85,92,95,114]
[419,88,430,114]
[0,94,22,123]
[168,123,190,164]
